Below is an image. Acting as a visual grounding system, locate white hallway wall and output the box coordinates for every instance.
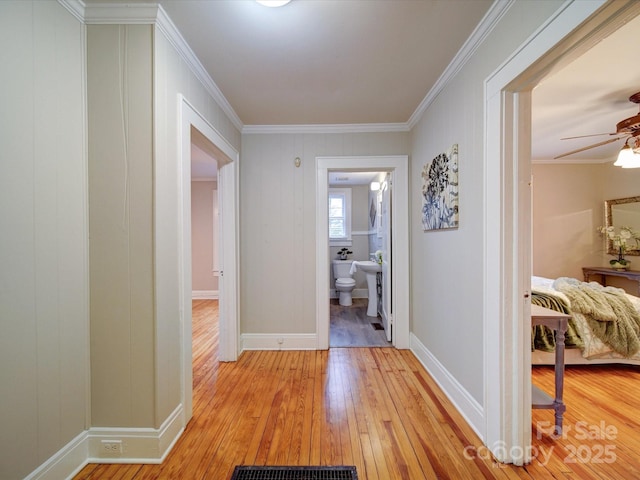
[0,2,88,479]
[240,132,409,336]
[409,0,565,406]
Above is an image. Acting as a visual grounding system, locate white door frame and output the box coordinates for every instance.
[316,156,410,350]
[381,180,392,342]
[484,0,638,464]
[178,94,240,421]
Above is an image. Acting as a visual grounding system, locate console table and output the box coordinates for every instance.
[531,304,569,435]
[582,266,640,296]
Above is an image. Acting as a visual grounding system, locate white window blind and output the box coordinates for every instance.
[329,188,351,246]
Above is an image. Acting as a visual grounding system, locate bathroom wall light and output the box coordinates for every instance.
[294,157,301,168]
[370,182,380,191]
[256,0,291,7]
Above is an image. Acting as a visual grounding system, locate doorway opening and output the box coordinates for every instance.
[178,95,239,423]
[189,132,222,422]
[190,131,221,301]
[328,170,392,348]
[484,1,640,465]
[316,156,409,351]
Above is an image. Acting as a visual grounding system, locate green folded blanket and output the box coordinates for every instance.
[531,291,583,352]
[553,277,640,357]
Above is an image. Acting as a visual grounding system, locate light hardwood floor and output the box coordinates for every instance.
[75,300,640,479]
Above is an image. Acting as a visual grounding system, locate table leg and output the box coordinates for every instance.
[553,323,567,435]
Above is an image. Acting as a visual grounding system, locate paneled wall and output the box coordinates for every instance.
[87,18,243,430]
[0,3,88,479]
[240,132,409,335]
[409,0,564,404]
[87,24,155,427]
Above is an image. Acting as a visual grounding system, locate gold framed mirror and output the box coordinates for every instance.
[604,196,640,255]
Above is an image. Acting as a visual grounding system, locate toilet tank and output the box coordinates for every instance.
[332,259,354,278]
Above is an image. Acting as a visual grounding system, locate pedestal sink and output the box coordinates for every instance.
[351,260,382,317]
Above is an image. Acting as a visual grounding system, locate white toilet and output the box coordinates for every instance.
[332,259,356,306]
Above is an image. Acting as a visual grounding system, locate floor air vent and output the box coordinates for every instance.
[230,466,358,480]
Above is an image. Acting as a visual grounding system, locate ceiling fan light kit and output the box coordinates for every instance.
[616,92,640,134]
[614,135,640,168]
[555,91,640,167]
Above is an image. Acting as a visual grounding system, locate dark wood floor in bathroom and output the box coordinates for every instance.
[330,298,391,347]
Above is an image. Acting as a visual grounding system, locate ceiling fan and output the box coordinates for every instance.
[554,91,640,160]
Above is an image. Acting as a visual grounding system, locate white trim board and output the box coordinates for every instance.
[241,334,318,351]
[23,406,183,480]
[410,333,484,439]
[316,155,410,351]
[192,290,219,300]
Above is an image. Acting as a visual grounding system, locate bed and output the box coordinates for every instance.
[531,275,640,365]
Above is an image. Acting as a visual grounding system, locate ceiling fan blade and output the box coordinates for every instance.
[554,136,626,159]
[560,132,618,140]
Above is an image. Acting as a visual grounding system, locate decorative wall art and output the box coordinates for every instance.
[421,143,459,230]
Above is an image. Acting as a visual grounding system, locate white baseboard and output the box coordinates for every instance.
[192,290,218,299]
[25,405,184,479]
[241,333,317,351]
[410,333,484,441]
[87,404,184,463]
[24,431,88,480]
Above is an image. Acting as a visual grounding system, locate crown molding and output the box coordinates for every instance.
[407,0,514,129]
[242,122,410,135]
[81,2,244,132]
[67,0,510,137]
[154,7,244,131]
[58,0,85,22]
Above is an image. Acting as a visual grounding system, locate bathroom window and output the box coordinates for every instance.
[329,188,351,246]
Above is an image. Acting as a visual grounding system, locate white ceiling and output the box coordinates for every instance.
[86,1,640,169]
[158,0,493,125]
[531,14,640,163]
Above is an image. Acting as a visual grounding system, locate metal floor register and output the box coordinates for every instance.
[230,466,358,480]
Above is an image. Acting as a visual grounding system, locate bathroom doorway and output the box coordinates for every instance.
[316,155,410,351]
[328,171,391,347]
